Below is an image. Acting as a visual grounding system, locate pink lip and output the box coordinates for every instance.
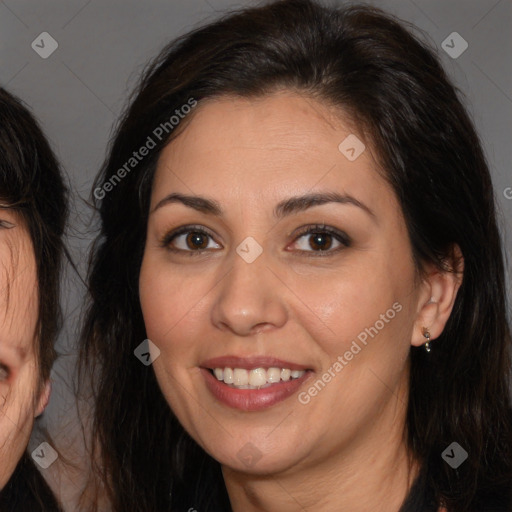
[201,367,312,412]
[201,355,309,371]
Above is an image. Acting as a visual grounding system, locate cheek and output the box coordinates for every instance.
[139,252,209,356]
[0,425,33,490]
[288,258,411,353]
[0,377,37,488]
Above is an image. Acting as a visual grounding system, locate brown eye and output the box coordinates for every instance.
[290,225,351,255]
[162,225,221,253]
[308,232,334,251]
[185,232,209,250]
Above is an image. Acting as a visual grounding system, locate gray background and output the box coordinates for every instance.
[1,0,511,508]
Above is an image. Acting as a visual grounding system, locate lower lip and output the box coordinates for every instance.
[201,368,311,412]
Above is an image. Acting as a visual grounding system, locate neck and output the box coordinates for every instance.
[223,375,419,512]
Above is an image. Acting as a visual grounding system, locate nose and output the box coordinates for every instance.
[210,251,288,337]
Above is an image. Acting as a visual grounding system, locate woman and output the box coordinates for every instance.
[79,1,512,511]
[0,87,67,511]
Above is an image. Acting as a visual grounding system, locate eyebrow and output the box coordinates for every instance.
[152,191,376,220]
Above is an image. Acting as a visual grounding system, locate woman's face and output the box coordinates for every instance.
[139,92,438,475]
[0,210,46,489]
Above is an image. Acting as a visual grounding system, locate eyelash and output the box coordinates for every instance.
[160,223,351,257]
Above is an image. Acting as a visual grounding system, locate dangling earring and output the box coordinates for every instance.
[422,328,431,353]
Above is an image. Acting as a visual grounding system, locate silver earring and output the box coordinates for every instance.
[422,328,431,353]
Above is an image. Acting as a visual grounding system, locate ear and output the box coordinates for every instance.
[35,379,51,417]
[411,245,464,348]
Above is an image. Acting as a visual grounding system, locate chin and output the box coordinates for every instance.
[204,437,304,477]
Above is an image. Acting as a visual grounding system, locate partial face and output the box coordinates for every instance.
[139,92,424,475]
[0,210,43,489]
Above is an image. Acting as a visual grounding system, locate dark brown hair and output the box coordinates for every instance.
[79,1,512,511]
[0,86,67,511]
[0,87,67,386]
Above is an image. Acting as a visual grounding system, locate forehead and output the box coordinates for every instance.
[158,93,360,165]
[151,92,395,215]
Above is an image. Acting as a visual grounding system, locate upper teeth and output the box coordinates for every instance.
[213,367,305,388]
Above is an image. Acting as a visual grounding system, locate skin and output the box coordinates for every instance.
[139,92,461,512]
[0,210,50,490]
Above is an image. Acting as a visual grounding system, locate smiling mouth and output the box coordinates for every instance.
[209,367,307,389]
